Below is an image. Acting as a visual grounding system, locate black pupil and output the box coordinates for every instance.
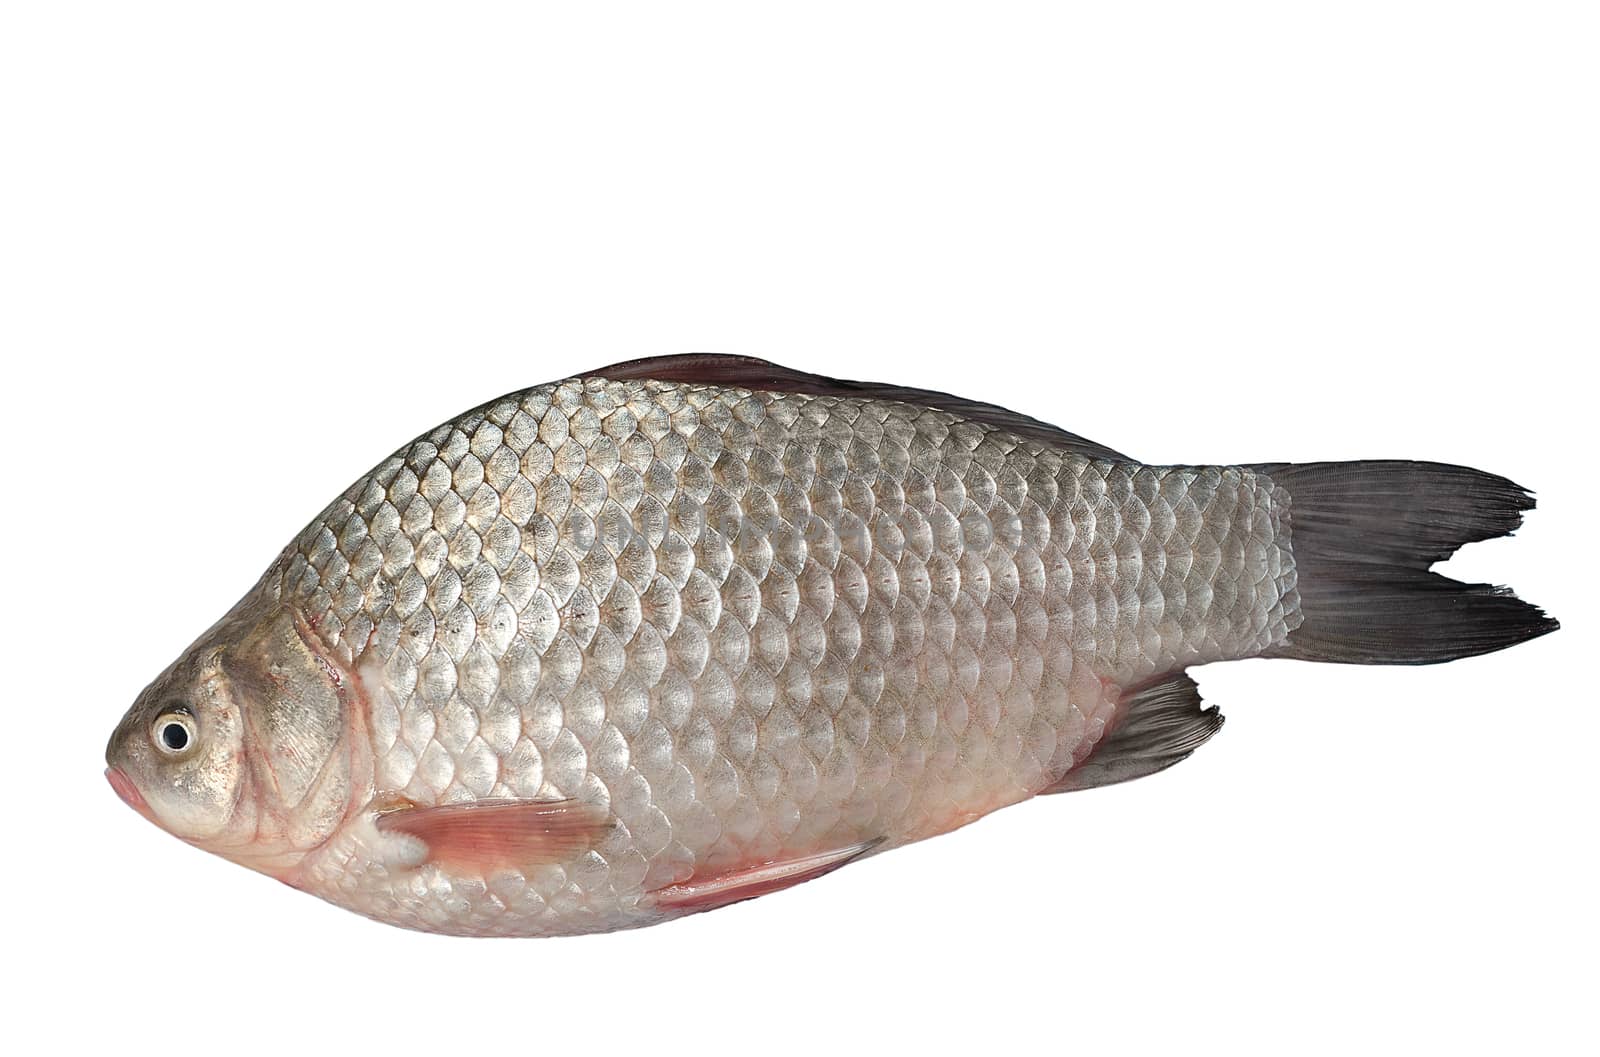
[161,722,189,751]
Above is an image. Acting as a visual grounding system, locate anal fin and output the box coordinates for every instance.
[1043,672,1222,793]
[649,839,884,913]
[373,798,611,875]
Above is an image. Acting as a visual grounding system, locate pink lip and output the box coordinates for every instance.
[106,767,153,819]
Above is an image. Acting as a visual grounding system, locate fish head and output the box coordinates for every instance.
[106,595,361,878]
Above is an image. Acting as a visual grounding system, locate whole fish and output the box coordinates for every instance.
[105,355,1557,936]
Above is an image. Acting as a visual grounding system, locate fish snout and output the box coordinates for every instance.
[106,766,154,820]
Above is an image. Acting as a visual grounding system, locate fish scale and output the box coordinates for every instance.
[271,376,1294,934]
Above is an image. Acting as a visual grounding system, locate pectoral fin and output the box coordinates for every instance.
[374,798,611,875]
[649,839,884,913]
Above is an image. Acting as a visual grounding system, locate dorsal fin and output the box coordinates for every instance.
[588,354,1131,462]
[1042,672,1222,793]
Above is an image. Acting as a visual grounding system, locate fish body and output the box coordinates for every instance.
[105,356,1555,936]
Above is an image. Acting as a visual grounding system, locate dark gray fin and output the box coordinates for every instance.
[1254,460,1559,664]
[589,353,1132,462]
[1042,672,1222,794]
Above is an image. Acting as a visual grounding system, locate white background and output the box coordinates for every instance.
[2,3,1594,1055]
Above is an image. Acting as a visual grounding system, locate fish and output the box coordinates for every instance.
[104,354,1558,937]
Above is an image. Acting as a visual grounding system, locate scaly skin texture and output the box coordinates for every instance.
[252,376,1299,935]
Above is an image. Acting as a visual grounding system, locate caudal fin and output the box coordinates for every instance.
[1253,461,1558,665]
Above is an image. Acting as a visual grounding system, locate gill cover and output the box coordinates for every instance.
[221,605,361,853]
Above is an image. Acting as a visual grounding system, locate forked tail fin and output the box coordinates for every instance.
[1253,461,1558,664]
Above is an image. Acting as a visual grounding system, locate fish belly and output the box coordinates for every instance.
[280,378,1297,934]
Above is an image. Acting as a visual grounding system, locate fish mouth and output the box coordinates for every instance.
[106,767,154,821]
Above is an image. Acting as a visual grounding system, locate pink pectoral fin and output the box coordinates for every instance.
[374,798,610,875]
[649,838,883,913]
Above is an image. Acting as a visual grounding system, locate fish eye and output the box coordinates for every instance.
[152,706,197,756]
